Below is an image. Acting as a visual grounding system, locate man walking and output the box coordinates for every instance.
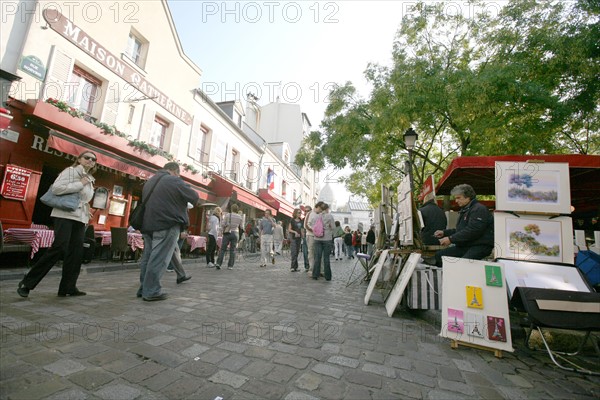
[137,162,199,301]
[215,203,243,270]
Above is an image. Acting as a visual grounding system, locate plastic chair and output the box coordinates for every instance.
[109,227,130,264]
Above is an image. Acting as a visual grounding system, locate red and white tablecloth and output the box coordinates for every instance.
[186,235,207,252]
[95,231,144,252]
[4,228,55,258]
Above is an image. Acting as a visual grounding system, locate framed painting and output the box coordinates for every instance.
[108,198,127,216]
[496,258,592,299]
[385,252,421,317]
[494,212,574,264]
[495,162,571,214]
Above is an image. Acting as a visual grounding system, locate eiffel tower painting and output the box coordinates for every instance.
[485,265,503,287]
[487,316,507,342]
[466,286,483,309]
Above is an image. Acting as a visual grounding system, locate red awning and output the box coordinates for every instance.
[210,174,276,214]
[436,155,600,215]
[48,132,216,201]
[48,132,154,179]
[258,189,296,218]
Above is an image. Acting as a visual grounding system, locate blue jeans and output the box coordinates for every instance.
[302,238,309,270]
[290,237,301,270]
[346,244,354,259]
[217,232,238,267]
[313,239,332,280]
[138,226,179,298]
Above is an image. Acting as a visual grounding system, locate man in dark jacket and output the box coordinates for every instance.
[419,199,447,245]
[137,162,199,301]
[434,184,494,267]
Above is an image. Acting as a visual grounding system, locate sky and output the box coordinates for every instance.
[167,1,407,203]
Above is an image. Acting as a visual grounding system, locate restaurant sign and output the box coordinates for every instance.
[1,164,33,201]
[42,9,192,125]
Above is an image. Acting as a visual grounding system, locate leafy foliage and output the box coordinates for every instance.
[295,0,599,204]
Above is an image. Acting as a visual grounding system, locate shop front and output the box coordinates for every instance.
[0,99,215,235]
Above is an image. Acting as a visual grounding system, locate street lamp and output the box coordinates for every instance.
[403,127,418,193]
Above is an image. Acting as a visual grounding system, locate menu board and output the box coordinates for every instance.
[1,164,32,201]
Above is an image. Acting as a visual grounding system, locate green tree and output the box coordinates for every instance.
[296,0,599,204]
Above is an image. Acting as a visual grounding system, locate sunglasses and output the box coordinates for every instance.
[82,155,96,162]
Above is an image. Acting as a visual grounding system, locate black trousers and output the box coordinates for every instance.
[22,217,86,294]
[206,234,217,264]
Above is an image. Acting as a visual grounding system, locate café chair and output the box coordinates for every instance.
[0,221,32,265]
[109,227,130,265]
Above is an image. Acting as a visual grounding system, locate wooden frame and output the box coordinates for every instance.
[385,252,420,317]
[92,187,109,209]
[494,212,574,264]
[495,161,571,214]
[108,198,127,216]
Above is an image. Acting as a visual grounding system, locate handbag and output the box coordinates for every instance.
[129,174,166,230]
[40,186,81,212]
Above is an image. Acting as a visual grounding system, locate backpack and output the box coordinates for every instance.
[313,215,325,238]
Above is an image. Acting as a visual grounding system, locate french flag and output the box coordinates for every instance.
[267,169,275,190]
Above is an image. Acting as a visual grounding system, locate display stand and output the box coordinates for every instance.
[450,340,503,358]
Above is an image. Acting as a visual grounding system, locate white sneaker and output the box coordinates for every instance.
[207,262,214,268]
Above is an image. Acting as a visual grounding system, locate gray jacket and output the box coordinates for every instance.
[50,165,94,224]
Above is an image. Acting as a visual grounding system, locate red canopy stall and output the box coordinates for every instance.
[435,155,600,216]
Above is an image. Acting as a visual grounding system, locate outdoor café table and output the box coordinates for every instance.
[95,231,144,251]
[186,235,207,252]
[4,228,55,259]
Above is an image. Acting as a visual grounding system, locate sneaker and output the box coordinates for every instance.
[260,264,266,268]
[227,266,233,270]
[215,264,221,270]
[207,262,215,268]
[166,267,174,272]
[143,293,169,301]
[176,275,191,284]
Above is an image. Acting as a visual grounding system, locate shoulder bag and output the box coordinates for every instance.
[129,174,166,230]
[40,186,81,212]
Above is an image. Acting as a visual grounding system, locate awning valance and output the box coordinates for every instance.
[258,189,296,218]
[210,174,276,214]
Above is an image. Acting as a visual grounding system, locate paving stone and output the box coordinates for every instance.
[321,343,340,354]
[315,377,347,400]
[94,383,142,400]
[295,372,322,391]
[46,388,89,400]
[241,378,287,398]
[345,370,383,388]
[327,355,360,368]
[121,361,166,383]
[388,379,425,399]
[217,341,248,353]
[200,348,231,364]
[344,383,373,399]
[208,369,249,389]
[181,359,218,378]
[363,350,387,364]
[497,385,529,400]
[505,373,535,388]
[437,365,465,382]
[473,386,508,399]
[161,375,205,398]
[397,370,438,388]
[129,343,188,368]
[273,353,311,369]
[7,379,70,400]
[220,354,251,371]
[312,363,344,379]
[268,342,297,354]
[144,335,176,346]
[266,364,298,383]
[241,359,276,378]
[427,389,465,400]
[139,369,184,391]
[181,343,210,358]
[413,360,439,377]
[43,359,86,377]
[21,349,63,366]
[388,354,412,370]
[244,346,275,360]
[68,368,114,390]
[284,391,320,400]
[452,358,478,373]
[362,362,396,378]
[438,378,476,395]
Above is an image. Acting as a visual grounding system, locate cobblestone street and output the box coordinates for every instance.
[1,253,598,399]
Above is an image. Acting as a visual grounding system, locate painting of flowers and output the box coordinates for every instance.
[506,219,562,262]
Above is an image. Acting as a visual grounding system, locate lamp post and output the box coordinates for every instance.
[403,127,418,193]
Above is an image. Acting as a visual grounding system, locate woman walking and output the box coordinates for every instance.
[206,207,221,267]
[309,203,335,281]
[288,208,303,272]
[17,151,97,297]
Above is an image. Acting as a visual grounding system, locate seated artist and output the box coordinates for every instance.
[433,184,494,267]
